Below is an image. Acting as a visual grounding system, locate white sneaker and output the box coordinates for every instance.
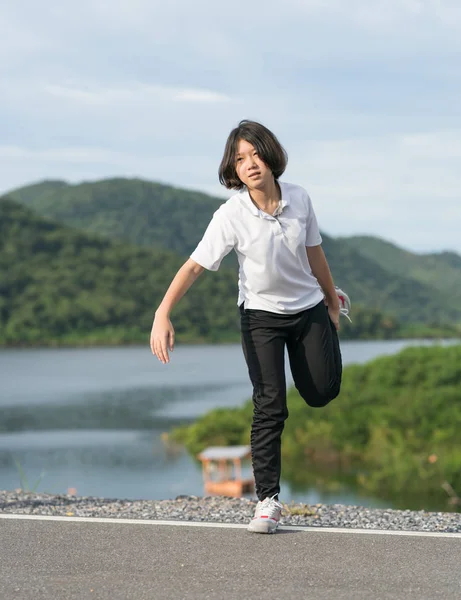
[248,494,283,534]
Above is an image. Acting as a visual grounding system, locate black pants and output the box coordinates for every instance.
[239,299,342,501]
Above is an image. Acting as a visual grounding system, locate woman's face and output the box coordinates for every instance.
[235,139,273,190]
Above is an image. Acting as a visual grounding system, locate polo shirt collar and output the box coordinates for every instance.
[240,182,290,216]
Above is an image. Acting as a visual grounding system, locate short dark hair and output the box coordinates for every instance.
[218,120,288,190]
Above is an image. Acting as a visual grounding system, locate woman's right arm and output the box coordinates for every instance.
[150,258,205,364]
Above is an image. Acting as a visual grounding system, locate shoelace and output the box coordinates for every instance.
[259,494,283,517]
[335,287,353,323]
[340,306,352,323]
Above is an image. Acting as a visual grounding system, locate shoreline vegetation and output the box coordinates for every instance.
[2,327,461,349]
[170,344,461,514]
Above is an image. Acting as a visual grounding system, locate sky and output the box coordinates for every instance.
[1,0,461,254]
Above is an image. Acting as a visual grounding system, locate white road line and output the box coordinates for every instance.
[1,513,461,538]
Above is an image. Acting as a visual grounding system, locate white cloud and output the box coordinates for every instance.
[173,89,231,103]
[2,128,460,253]
[0,13,44,59]
[0,144,221,194]
[1,0,461,254]
[0,145,128,164]
[400,131,461,160]
[292,0,461,31]
[42,84,112,106]
[285,129,461,251]
[43,83,233,106]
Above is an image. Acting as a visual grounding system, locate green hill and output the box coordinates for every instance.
[1,195,459,345]
[7,179,69,206]
[339,235,461,299]
[6,178,224,257]
[6,178,461,326]
[318,233,461,325]
[0,198,240,345]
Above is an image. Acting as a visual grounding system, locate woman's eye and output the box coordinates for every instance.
[236,157,242,162]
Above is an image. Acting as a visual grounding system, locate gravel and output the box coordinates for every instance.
[1,490,461,532]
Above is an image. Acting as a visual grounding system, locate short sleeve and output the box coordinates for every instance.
[304,192,322,247]
[190,207,236,271]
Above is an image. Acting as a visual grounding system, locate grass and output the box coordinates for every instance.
[13,457,47,493]
[282,501,317,517]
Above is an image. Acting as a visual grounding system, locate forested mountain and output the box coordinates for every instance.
[6,178,461,325]
[6,178,223,257]
[317,233,460,324]
[0,198,239,345]
[339,235,461,299]
[7,180,69,206]
[5,195,455,345]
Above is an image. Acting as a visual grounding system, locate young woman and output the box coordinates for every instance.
[150,120,350,534]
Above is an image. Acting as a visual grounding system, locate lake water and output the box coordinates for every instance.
[0,339,455,507]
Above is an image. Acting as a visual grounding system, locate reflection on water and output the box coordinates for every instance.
[0,341,457,505]
[0,344,254,500]
[0,384,233,433]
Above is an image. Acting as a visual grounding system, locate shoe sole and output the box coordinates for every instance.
[247,520,279,534]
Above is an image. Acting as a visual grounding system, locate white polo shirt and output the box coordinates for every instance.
[190,181,324,314]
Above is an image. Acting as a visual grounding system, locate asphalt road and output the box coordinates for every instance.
[1,515,461,599]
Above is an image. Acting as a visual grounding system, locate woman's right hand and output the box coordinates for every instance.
[150,312,175,364]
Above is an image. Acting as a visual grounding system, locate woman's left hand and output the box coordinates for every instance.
[327,305,340,331]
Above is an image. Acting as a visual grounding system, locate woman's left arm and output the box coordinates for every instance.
[306,245,340,328]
